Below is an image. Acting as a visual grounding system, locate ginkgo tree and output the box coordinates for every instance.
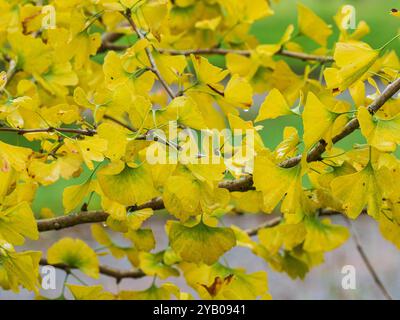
[0,0,400,300]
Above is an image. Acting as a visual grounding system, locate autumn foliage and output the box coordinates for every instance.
[0,0,400,300]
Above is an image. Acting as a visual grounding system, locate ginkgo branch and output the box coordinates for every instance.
[244,208,354,237]
[122,10,176,99]
[98,33,334,63]
[37,176,254,232]
[39,258,145,282]
[158,48,335,63]
[6,59,17,82]
[34,76,400,234]
[344,218,393,300]
[0,126,97,136]
[103,114,138,132]
[279,77,400,168]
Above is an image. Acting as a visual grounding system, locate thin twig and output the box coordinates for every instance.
[6,59,17,81]
[279,77,400,168]
[159,48,334,63]
[0,126,97,136]
[98,33,334,63]
[103,114,137,132]
[122,10,176,99]
[39,258,145,282]
[344,218,393,300]
[245,217,282,236]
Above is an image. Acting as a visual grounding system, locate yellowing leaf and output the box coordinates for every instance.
[0,71,7,91]
[62,179,95,213]
[97,122,128,161]
[91,224,139,265]
[118,283,180,300]
[47,238,99,278]
[167,96,207,130]
[303,217,349,252]
[180,262,269,300]
[190,54,229,86]
[163,174,201,221]
[0,202,39,245]
[195,17,221,31]
[125,229,155,252]
[303,92,342,149]
[273,127,300,161]
[224,75,253,109]
[68,284,114,300]
[258,222,306,254]
[254,155,305,222]
[0,141,32,172]
[298,3,332,46]
[331,162,391,219]
[0,242,41,294]
[139,252,180,279]
[154,53,187,84]
[168,220,236,265]
[379,210,400,249]
[324,42,379,93]
[98,163,158,206]
[255,89,292,122]
[358,106,400,152]
[127,208,153,230]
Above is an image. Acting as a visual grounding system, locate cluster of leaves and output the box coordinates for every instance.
[0,0,399,300]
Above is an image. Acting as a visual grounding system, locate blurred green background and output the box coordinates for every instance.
[1,0,399,215]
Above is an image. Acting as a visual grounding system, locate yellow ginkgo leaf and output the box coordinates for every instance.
[302,92,343,149]
[0,241,41,294]
[118,283,181,300]
[153,53,187,84]
[70,33,102,70]
[125,228,155,252]
[253,154,305,222]
[195,17,221,31]
[97,122,128,161]
[0,202,39,245]
[224,74,253,109]
[190,54,229,87]
[297,3,332,46]
[379,208,400,249]
[167,96,208,130]
[163,174,201,221]
[255,88,293,122]
[76,137,108,170]
[47,238,99,278]
[91,224,139,266]
[0,71,7,91]
[103,50,155,93]
[324,42,379,93]
[0,141,32,172]
[180,262,270,300]
[230,191,265,214]
[138,252,180,279]
[62,179,95,213]
[258,222,306,255]
[331,162,391,219]
[168,220,236,265]
[97,163,158,206]
[273,127,300,161]
[67,284,114,300]
[303,217,350,252]
[358,106,400,152]
[127,208,154,230]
